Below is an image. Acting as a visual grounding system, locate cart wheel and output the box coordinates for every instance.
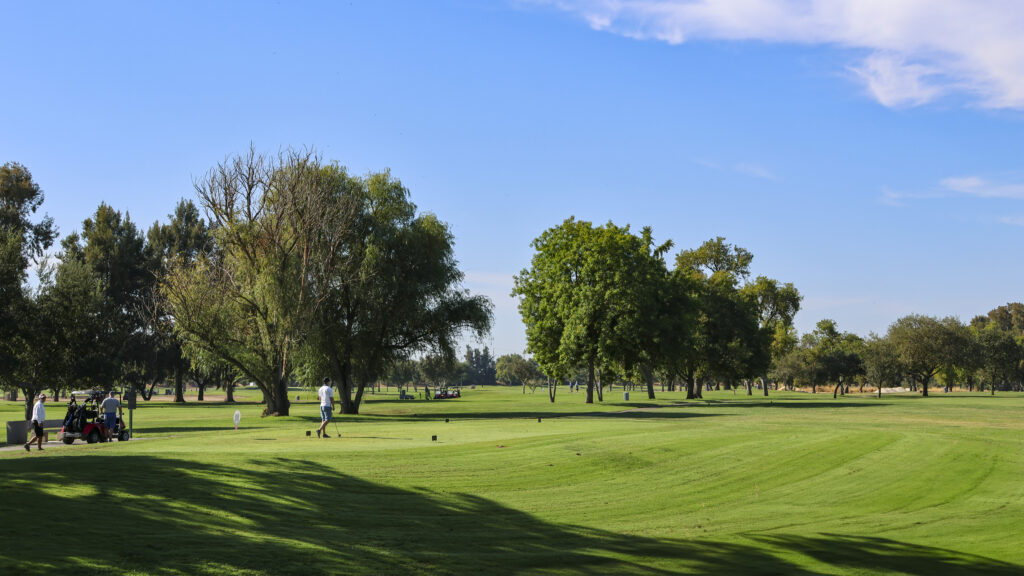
[119,430,130,441]
[62,437,75,445]
[86,430,100,444]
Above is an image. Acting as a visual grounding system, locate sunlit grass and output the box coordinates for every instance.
[2,387,1023,574]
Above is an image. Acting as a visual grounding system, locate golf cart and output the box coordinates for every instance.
[432,385,462,400]
[58,390,129,444]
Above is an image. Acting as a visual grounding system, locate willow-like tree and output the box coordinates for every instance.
[160,148,355,416]
[298,171,492,414]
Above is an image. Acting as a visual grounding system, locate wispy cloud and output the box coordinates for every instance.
[733,162,776,181]
[940,176,1024,199]
[693,158,777,180]
[529,1,1024,109]
[998,216,1024,227]
[879,186,950,207]
[883,176,1024,225]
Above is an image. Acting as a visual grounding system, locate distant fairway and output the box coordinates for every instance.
[1,388,1022,575]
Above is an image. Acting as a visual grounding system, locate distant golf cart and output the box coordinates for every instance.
[58,390,129,444]
[432,385,462,400]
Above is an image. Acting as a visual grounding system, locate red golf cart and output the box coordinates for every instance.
[58,390,129,444]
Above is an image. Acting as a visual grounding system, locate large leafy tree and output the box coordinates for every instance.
[464,346,497,387]
[301,170,492,414]
[887,314,963,397]
[514,218,670,404]
[741,276,802,396]
[976,323,1021,394]
[161,148,351,416]
[146,199,211,402]
[862,334,903,398]
[65,204,153,392]
[1,163,57,404]
[496,353,544,395]
[674,237,768,396]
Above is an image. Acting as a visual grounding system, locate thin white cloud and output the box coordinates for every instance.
[940,176,1024,199]
[530,0,1024,109]
[998,216,1024,227]
[693,158,777,180]
[733,162,776,181]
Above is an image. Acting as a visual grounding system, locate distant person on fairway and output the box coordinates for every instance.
[318,377,335,438]
[100,391,122,441]
[24,393,46,451]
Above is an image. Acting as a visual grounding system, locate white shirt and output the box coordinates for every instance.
[32,400,45,423]
[318,385,333,407]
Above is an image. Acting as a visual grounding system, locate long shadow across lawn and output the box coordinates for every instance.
[749,533,1022,576]
[1,456,1018,575]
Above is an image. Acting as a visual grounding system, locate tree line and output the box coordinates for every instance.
[511,218,1024,403]
[0,151,493,417]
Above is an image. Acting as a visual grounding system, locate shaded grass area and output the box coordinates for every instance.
[2,455,1019,576]
[2,389,1024,574]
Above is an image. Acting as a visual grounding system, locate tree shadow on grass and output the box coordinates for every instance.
[749,533,1021,576]
[3,456,1018,576]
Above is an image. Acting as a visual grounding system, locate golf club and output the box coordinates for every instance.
[333,418,340,438]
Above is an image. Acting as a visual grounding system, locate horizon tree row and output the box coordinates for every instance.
[774,306,1024,397]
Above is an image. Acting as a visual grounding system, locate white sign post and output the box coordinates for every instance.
[233,410,241,431]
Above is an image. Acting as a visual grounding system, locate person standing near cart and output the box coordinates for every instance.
[317,377,335,438]
[100,391,122,441]
[24,393,46,452]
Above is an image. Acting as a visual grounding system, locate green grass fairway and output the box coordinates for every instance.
[2,388,1023,575]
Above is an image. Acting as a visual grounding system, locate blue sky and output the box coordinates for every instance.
[4,0,1024,356]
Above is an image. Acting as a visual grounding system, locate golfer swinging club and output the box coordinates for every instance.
[317,377,336,438]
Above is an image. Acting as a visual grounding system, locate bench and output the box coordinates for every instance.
[399,391,416,400]
[6,419,65,445]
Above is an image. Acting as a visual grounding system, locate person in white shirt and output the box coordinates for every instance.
[25,393,46,452]
[100,391,122,441]
[317,377,336,438]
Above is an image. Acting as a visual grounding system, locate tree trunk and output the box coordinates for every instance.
[644,367,656,400]
[685,373,698,399]
[585,361,595,404]
[745,380,753,396]
[548,379,557,403]
[174,365,186,403]
[197,385,205,402]
[22,386,35,420]
[762,377,769,397]
[7,389,16,401]
[833,382,842,398]
[260,374,291,416]
[331,355,358,414]
[353,380,367,408]
[225,381,236,403]
[921,379,929,397]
